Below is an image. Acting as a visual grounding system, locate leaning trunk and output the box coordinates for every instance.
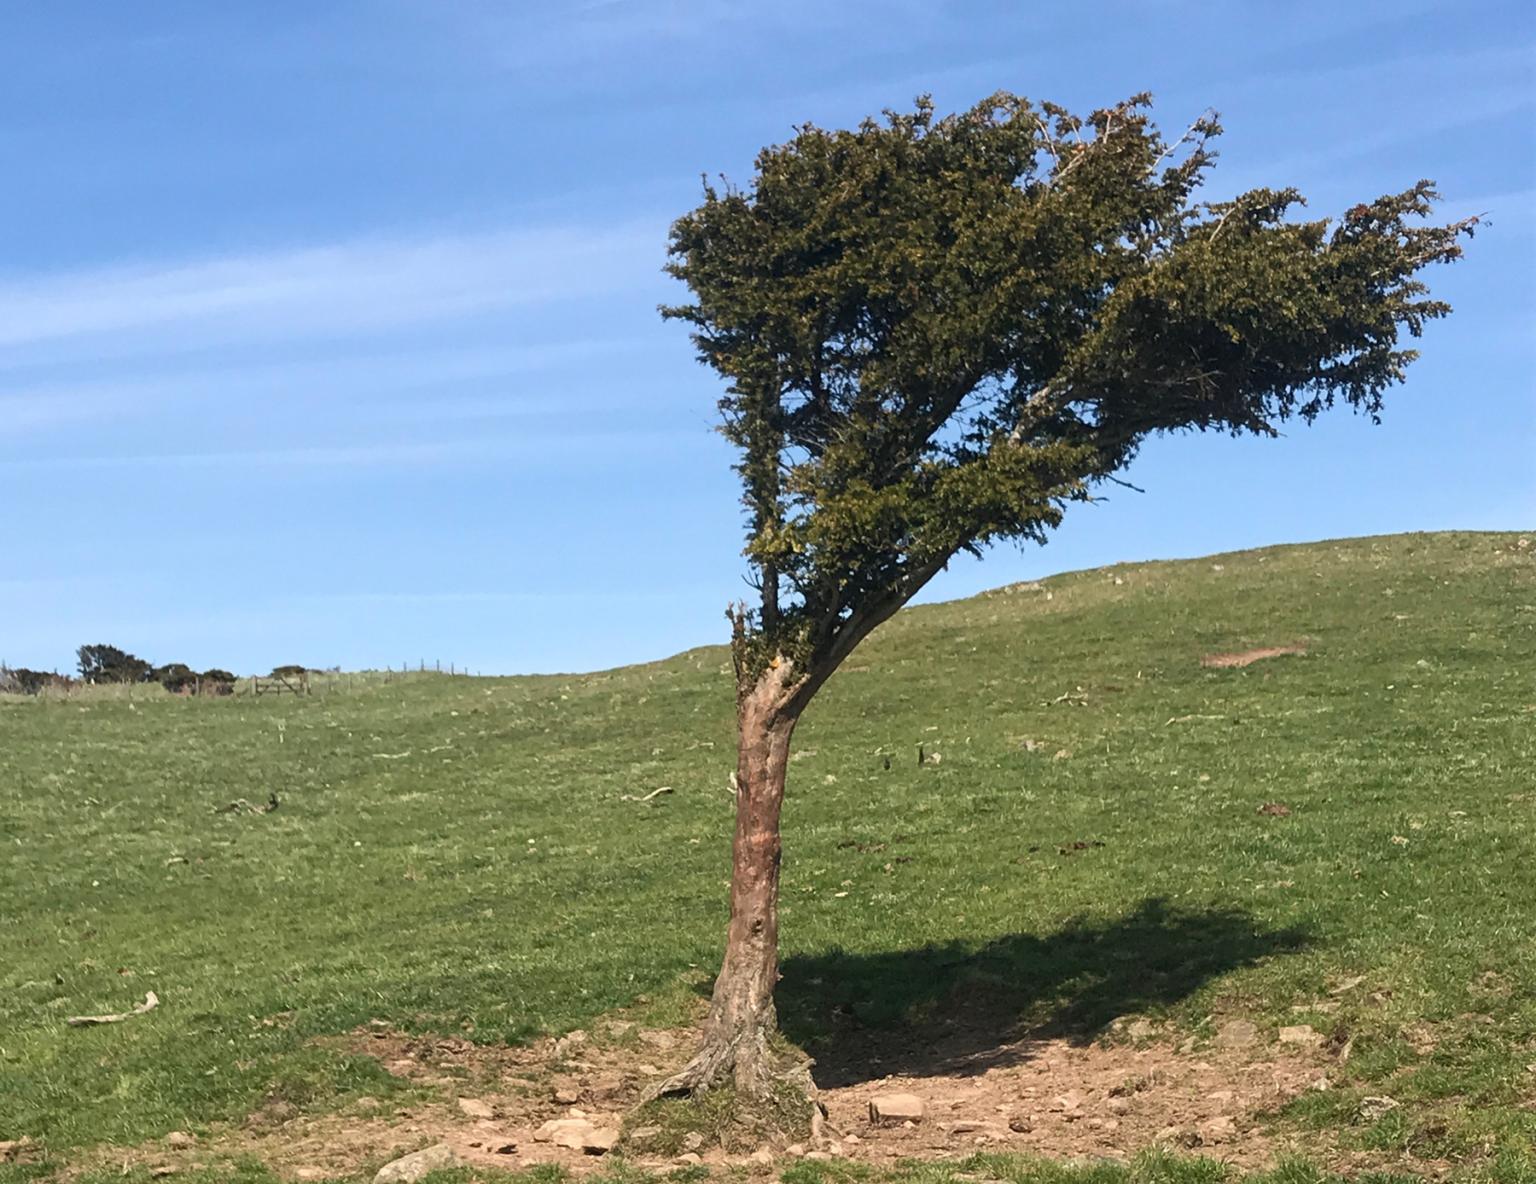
[653,673,801,1098]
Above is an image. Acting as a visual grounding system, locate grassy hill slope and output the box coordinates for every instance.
[1,531,1533,1180]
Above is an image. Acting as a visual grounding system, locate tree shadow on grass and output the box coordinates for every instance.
[774,897,1310,1087]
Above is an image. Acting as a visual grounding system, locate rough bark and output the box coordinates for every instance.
[652,665,806,1099]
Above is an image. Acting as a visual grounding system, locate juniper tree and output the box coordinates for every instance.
[657,92,1474,1102]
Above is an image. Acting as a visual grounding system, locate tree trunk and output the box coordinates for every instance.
[653,670,802,1099]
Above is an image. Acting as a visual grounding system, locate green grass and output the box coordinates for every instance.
[2,531,1533,1181]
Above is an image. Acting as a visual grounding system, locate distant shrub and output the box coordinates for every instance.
[77,644,152,685]
[199,669,236,696]
[2,667,71,695]
[155,663,199,694]
[270,664,308,679]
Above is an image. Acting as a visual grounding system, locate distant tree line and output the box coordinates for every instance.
[0,645,310,697]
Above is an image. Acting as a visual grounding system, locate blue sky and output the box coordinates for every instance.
[2,1,1532,676]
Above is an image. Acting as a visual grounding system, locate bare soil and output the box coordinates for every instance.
[78,1008,1382,1180]
[1199,645,1308,669]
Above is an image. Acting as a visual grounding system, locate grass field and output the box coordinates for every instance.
[2,531,1533,1183]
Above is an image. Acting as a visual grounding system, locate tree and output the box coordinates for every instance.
[77,643,152,685]
[655,92,1474,1104]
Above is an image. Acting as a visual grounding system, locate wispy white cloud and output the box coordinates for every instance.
[0,427,708,472]
[0,221,667,355]
[0,336,660,437]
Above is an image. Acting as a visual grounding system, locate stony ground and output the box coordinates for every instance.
[64,1000,1429,1182]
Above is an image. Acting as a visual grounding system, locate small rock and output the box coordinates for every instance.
[374,1144,456,1184]
[1216,1019,1259,1048]
[785,1143,806,1157]
[1359,1095,1400,1121]
[682,1132,705,1152]
[552,1086,581,1105]
[457,1097,495,1119]
[1309,1075,1332,1091]
[0,1140,36,1165]
[1199,1115,1237,1144]
[843,1133,862,1144]
[582,1128,618,1155]
[672,1153,702,1167]
[1051,1089,1086,1113]
[629,1125,662,1141]
[947,1120,1002,1136]
[1008,1116,1032,1133]
[552,1030,588,1057]
[868,1092,925,1124]
[1106,1097,1132,1115]
[164,1132,196,1150]
[805,1151,832,1161]
[1279,1024,1323,1046]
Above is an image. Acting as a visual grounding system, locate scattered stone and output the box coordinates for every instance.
[1278,1024,1323,1046]
[785,1144,806,1157]
[1359,1095,1401,1121]
[1106,1096,1132,1115]
[868,1092,926,1124]
[1051,1089,1086,1114]
[164,1132,196,1150]
[1309,1075,1332,1091]
[1199,1115,1237,1144]
[457,1097,495,1119]
[628,1125,661,1142]
[582,1128,619,1155]
[1216,1019,1260,1049]
[1007,1116,1033,1134]
[947,1120,1003,1137]
[1291,1001,1340,1014]
[682,1132,705,1152]
[805,1151,832,1161]
[552,1030,588,1057]
[672,1153,702,1167]
[374,1144,456,1184]
[843,1133,862,1144]
[552,1086,581,1105]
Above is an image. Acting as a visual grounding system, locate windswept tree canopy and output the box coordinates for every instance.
[664,92,1474,708]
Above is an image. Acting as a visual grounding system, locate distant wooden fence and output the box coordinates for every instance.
[250,671,310,696]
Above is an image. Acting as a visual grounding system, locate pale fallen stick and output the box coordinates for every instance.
[620,786,674,803]
[67,991,159,1027]
[1166,714,1226,725]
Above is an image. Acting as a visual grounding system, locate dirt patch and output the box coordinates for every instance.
[73,1012,1355,1179]
[1200,645,1308,669]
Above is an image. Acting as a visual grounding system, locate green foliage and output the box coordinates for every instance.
[1,534,1532,1180]
[664,93,1475,693]
[154,663,199,693]
[77,643,153,685]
